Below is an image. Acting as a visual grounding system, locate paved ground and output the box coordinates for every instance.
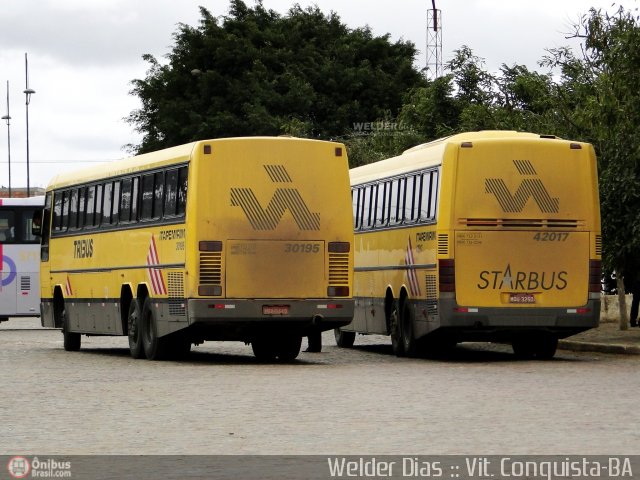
[1,317,639,458]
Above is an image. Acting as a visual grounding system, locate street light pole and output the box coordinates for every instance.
[24,52,35,198]
[1,81,11,198]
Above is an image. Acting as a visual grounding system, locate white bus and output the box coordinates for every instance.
[0,196,44,323]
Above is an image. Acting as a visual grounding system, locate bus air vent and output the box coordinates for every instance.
[459,218,583,229]
[425,274,439,320]
[595,234,602,256]
[437,234,449,256]
[167,271,186,316]
[200,252,222,285]
[20,276,31,291]
[328,252,350,286]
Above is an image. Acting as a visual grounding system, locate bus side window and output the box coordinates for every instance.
[95,184,103,227]
[85,186,96,228]
[422,169,439,221]
[52,191,62,233]
[61,190,70,232]
[351,188,359,230]
[375,182,386,227]
[131,177,140,221]
[153,171,164,219]
[164,169,178,217]
[78,187,86,230]
[120,178,132,223]
[0,210,15,242]
[102,182,113,225]
[69,189,79,230]
[389,179,399,225]
[141,174,154,220]
[362,185,372,229]
[112,180,120,223]
[176,167,187,216]
[404,175,416,223]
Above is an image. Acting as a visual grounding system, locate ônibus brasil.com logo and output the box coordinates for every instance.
[7,456,72,478]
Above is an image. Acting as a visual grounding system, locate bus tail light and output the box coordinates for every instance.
[328,286,350,297]
[199,241,222,252]
[328,242,350,253]
[199,285,222,296]
[589,259,601,293]
[439,259,455,293]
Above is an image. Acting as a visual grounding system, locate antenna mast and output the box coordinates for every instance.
[426,0,443,79]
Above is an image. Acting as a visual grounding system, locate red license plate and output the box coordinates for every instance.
[509,293,536,304]
[262,305,290,315]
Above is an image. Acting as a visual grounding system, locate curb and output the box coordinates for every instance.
[558,340,640,355]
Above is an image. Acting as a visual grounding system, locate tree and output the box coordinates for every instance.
[126,0,423,154]
[542,6,640,328]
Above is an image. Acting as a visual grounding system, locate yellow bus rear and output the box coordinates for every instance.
[340,131,600,359]
[40,137,353,361]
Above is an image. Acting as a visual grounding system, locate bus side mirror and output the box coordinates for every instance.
[32,210,42,237]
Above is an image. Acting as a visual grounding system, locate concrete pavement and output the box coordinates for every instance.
[559,320,640,355]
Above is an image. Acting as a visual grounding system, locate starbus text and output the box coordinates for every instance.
[477,265,568,291]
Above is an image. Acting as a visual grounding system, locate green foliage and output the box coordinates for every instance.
[126,0,422,154]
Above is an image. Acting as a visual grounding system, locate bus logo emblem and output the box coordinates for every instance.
[485,160,559,213]
[230,165,320,230]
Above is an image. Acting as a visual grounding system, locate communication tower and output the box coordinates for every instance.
[426,0,443,79]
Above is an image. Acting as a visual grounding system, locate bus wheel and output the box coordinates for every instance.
[252,338,278,361]
[513,333,557,360]
[62,308,81,352]
[512,337,535,359]
[306,331,322,352]
[127,299,145,359]
[276,335,302,361]
[389,304,405,357]
[334,328,356,348]
[141,298,170,360]
[401,301,419,358]
[534,334,558,360]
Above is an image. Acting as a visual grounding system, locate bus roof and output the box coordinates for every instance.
[350,131,583,185]
[45,137,342,191]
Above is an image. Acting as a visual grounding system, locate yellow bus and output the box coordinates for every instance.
[335,131,601,359]
[38,137,353,361]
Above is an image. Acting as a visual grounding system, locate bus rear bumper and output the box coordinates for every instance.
[187,298,354,332]
[414,297,601,340]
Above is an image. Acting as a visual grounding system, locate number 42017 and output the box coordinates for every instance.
[533,232,569,242]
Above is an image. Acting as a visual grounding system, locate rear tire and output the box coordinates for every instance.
[390,304,405,357]
[62,308,81,352]
[306,331,322,352]
[127,298,145,359]
[401,300,419,357]
[277,335,302,361]
[141,298,170,360]
[512,333,558,360]
[334,328,356,348]
[252,338,278,361]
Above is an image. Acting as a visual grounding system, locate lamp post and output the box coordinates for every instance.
[1,81,10,197]
[24,53,35,197]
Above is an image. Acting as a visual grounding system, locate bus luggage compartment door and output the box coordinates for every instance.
[225,240,325,299]
[454,230,589,308]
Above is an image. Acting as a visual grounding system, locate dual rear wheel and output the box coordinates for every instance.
[128,297,191,360]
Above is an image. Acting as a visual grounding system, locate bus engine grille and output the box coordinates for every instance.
[328,252,350,286]
[200,252,222,285]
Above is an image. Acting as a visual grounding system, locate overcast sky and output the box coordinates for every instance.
[0,0,630,189]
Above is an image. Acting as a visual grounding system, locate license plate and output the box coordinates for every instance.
[262,305,290,315]
[509,293,536,304]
